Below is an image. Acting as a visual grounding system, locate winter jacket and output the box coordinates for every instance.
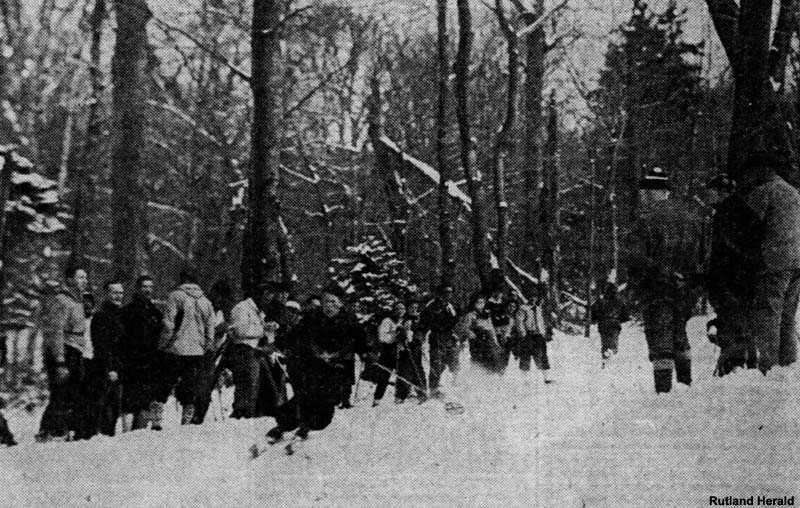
[160,283,216,356]
[418,298,459,345]
[293,308,365,365]
[510,304,546,339]
[626,199,705,300]
[120,294,164,367]
[591,297,629,336]
[457,310,497,346]
[742,171,800,273]
[377,316,410,345]
[91,301,125,375]
[40,285,89,363]
[228,298,266,349]
[707,193,763,312]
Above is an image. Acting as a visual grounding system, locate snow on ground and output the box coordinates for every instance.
[2,317,799,508]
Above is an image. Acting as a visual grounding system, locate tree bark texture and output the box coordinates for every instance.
[111,0,151,283]
[436,0,455,288]
[244,0,290,294]
[455,0,492,290]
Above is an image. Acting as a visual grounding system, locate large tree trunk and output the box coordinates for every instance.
[243,0,288,294]
[727,0,774,181]
[491,0,519,278]
[367,74,409,255]
[455,0,492,290]
[520,0,546,269]
[705,0,799,184]
[542,91,559,331]
[436,0,455,288]
[70,0,105,267]
[111,0,151,283]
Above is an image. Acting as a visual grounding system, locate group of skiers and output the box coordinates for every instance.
[11,260,554,445]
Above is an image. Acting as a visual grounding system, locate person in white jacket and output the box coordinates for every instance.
[507,293,552,384]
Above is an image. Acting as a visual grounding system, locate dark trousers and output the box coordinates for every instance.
[158,354,203,406]
[0,410,15,446]
[749,270,800,371]
[228,344,261,419]
[193,349,228,424]
[642,297,693,386]
[397,342,426,400]
[275,354,342,432]
[96,379,121,436]
[428,333,460,390]
[373,343,398,401]
[714,306,757,376]
[40,346,86,439]
[600,328,620,359]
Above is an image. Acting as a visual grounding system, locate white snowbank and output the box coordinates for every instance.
[2,317,799,507]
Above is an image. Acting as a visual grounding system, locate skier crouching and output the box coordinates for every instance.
[266,283,365,442]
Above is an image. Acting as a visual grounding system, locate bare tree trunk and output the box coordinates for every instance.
[244,0,287,294]
[491,0,519,280]
[769,0,797,93]
[585,154,597,338]
[367,74,408,254]
[436,0,455,288]
[542,91,560,331]
[111,0,151,283]
[455,0,492,290]
[519,0,546,268]
[70,0,105,268]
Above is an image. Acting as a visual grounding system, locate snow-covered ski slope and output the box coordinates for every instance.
[2,316,799,508]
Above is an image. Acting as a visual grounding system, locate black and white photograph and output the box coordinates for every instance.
[0,0,799,506]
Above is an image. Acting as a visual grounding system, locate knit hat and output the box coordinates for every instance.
[639,167,671,190]
[706,173,735,192]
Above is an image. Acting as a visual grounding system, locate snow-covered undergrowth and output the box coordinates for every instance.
[2,317,799,507]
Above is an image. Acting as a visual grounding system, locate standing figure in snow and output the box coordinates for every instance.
[398,299,426,402]
[90,280,126,436]
[591,282,630,364]
[0,338,17,446]
[155,269,216,425]
[487,286,512,373]
[705,174,759,376]
[37,265,90,441]
[418,285,460,397]
[459,292,502,374]
[626,167,705,394]
[508,293,551,382]
[738,149,800,373]
[225,284,268,419]
[371,300,408,406]
[120,275,164,431]
[267,283,365,441]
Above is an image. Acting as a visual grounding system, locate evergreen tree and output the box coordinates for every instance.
[329,236,417,322]
[590,0,705,220]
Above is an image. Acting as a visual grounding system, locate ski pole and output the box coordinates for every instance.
[372,362,464,414]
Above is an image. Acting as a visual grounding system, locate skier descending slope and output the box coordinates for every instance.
[626,167,705,394]
[265,282,365,445]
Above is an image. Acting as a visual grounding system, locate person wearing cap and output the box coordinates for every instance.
[626,166,705,393]
[591,282,629,364]
[738,148,800,373]
[705,173,760,376]
[266,282,365,441]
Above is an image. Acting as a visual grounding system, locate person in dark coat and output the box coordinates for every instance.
[90,280,126,436]
[266,283,365,441]
[417,285,461,396]
[626,167,705,393]
[120,275,164,430]
[705,174,760,376]
[396,299,426,402]
[591,282,630,363]
[739,149,800,373]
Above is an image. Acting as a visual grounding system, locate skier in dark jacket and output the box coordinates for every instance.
[739,149,800,373]
[705,173,760,376]
[120,275,164,430]
[417,285,461,396]
[591,282,629,363]
[90,280,126,436]
[266,282,365,441]
[626,167,705,393]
